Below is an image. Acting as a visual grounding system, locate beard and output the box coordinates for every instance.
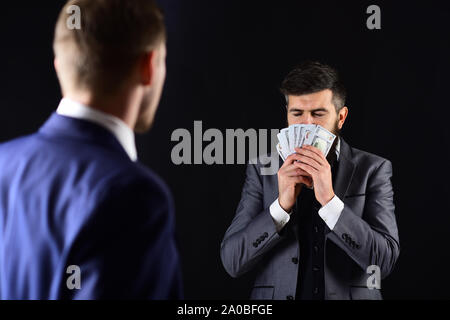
[326,119,341,165]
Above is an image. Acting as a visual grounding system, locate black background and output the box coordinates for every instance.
[0,0,449,299]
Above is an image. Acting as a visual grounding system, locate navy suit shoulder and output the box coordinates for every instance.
[0,114,182,300]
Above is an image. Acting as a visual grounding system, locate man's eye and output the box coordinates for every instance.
[313,113,325,117]
[293,113,302,117]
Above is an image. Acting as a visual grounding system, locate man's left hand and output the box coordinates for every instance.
[294,145,335,206]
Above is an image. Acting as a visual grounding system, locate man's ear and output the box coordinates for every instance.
[140,51,156,86]
[338,106,349,129]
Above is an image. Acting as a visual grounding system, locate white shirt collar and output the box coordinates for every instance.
[56,98,138,161]
[335,137,341,161]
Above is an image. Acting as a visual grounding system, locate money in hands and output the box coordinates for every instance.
[276,124,336,161]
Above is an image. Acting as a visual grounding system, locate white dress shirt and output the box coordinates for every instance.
[270,138,344,232]
[56,98,138,162]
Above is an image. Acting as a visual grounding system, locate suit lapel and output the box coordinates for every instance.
[333,138,356,200]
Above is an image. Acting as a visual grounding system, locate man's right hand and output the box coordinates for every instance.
[277,153,313,212]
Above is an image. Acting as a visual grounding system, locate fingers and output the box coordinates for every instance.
[289,175,313,187]
[284,165,310,177]
[279,164,313,187]
[281,153,303,168]
[294,146,329,168]
[295,161,318,177]
[297,145,327,162]
[293,153,321,171]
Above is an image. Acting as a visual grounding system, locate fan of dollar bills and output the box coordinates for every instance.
[276,124,336,161]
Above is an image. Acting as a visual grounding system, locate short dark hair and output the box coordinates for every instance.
[280,61,346,112]
[53,0,166,95]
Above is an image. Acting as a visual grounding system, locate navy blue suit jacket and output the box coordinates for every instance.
[0,113,183,299]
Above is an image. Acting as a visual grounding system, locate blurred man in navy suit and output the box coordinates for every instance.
[0,0,182,299]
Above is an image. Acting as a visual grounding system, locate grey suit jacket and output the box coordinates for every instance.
[220,138,400,300]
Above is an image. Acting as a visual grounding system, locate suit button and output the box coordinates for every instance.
[286,295,294,300]
[314,288,319,294]
[313,266,319,272]
[314,245,319,252]
[292,257,298,264]
[314,226,319,233]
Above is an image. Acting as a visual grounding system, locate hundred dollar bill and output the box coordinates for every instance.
[309,125,336,157]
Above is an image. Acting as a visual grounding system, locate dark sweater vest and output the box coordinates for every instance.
[295,160,339,300]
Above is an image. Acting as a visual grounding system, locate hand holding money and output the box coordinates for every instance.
[294,145,335,206]
[277,153,313,212]
[276,124,337,208]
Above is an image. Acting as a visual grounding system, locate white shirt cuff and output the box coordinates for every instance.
[269,198,291,232]
[318,195,344,230]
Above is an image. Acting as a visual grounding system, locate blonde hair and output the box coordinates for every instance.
[53,0,166,95]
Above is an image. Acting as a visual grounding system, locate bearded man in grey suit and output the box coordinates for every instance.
[220,61,400,300]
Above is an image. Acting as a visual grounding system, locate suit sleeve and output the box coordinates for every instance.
[220,163,285,278]
[63,176,183,300]
[327,160,400,279]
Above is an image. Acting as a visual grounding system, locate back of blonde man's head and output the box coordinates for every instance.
[53,0,167,132]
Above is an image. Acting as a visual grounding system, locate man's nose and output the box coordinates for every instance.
[302,114,314,124]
